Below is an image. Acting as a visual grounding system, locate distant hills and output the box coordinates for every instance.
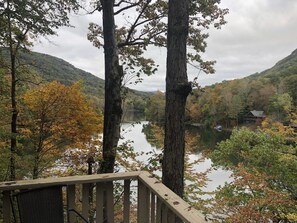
[187,48,297,126]
[247,48,297,81]
[17,50,105,105]
[0,49,152,110]
[245,48,297,104]
[2,47,297,124]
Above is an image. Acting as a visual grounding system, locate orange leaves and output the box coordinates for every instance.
[261,117,296,139]
[209,126,297,222]
[209,164,293,223]
[21,81,103,178]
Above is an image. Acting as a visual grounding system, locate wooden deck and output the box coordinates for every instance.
[0,171,207,223]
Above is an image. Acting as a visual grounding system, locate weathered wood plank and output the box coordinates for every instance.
[138,172,207,223]
[96,183,104,223]
[3,191,11,223]
[0,171,207,223]
[0,171,141,190]
[150,193,156,223]
[67,185,76,223]
[137,180,150,223]
[156,197,161,223]
[123,180,130,223]
[106,182,114,223]
[167,208,176,223]
[161,204,168,223]
[82,184,90,220]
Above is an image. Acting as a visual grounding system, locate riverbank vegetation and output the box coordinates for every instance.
[145,49,297,128]
[208,118,297,222]
[141,117,297,222]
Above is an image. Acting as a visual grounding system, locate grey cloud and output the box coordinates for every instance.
[33,0,297,92]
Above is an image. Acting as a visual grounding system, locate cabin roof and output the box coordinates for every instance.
[250,110,265,118]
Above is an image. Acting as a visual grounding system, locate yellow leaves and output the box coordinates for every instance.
[291,107,297,125]
[261,117,296,139]
[286,212,297,222]
[21,81,103,177]
[208,164,294,223]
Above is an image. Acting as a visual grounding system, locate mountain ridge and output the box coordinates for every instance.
[0,48,152,110]
[247,48,297,81]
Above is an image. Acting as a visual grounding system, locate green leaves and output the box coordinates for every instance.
[88,0,228,81]
[1,0,79,49]
[269,93,293,122]
[209,127,297,222]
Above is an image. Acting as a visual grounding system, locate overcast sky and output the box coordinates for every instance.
[33,0,297,92]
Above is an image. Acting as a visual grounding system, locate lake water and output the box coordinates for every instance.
[119,121,232,192]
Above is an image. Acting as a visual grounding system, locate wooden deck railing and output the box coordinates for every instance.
[0,171,207,223]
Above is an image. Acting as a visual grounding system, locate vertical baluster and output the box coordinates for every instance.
[123,180,130,223]
[161,204,168,223]
[106,181,114,223]
[156,197,161,223]
[67,185,76,223]
[96,182,104,223]
[167,208,175,223]
[137,180,150,223]
[150,193,156,223]
[3,191,11,223]
[82,184,90,220]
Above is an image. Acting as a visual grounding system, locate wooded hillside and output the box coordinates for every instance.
[0,48,151,111]
[145,49,297,126]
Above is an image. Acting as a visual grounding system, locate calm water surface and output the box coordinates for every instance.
[120,121,232,192]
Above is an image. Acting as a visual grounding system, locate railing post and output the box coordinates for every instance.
[150,193,156,223]
[82,183,90,220]
[123,180,130,223]
[139,172,208,223]
[161,204,168,223]
[97,182,114,223]
[3,191,11,223]
[96,182,104,223]
[138,179,150,223]
[67,185,76,223]
[167,208,176,223]
[156,197,161,223]
[106,182,114,223]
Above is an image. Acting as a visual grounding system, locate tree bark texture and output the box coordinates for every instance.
[8,0,17,180]
[100,0,123,173]
[162,0,190,198]
[10,53,17,181]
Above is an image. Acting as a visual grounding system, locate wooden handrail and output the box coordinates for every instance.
[0,171,207,223]
[0,171,141,190]
[138,172,207,223]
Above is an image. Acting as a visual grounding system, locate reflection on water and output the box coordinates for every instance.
[120,121,232,192]
[120,121,161,163]
[186,124,231,151]
[122,110,145,123]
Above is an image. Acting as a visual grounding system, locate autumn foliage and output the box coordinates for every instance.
[208,164,293,222]
[210,124,297,222]
[20,81,103,178]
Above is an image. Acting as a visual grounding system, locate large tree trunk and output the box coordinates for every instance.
[162,0,190,198]
[7,0,17,180]
[99,0,122,173]
[10,54,17,181]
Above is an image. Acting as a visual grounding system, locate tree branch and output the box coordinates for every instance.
[124,0,151,42]
[114,1,143,15]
